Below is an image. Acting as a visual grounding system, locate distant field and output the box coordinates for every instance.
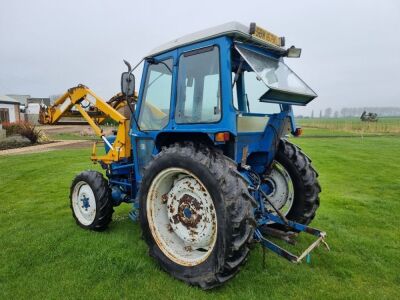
[297,117,400,136]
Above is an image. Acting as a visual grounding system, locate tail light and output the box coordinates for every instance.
[294,128,303,137]
[215,132,230,142]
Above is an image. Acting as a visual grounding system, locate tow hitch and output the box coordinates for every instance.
[255,213,330,264]
[247,167,329,264]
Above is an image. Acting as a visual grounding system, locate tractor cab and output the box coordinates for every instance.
[129,22,317,181]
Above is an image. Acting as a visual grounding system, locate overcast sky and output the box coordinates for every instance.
[1,0,399,115]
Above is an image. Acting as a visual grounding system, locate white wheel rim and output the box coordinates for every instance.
[146,168,217,266]
[71,181,96,226]
[264,161,294,216]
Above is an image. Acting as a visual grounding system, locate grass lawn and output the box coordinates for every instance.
[47,132,97,141]
[1,135,399,299]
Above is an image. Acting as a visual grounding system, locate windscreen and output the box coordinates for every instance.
[235,44,317,105]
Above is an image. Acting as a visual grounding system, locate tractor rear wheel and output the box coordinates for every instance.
[262,139,320,228]
[139,142,256,289]
[70,171,114,231]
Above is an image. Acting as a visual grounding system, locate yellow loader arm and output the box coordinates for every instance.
[39,84,134,164]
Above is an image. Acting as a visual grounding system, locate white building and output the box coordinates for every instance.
[0,95,21,123]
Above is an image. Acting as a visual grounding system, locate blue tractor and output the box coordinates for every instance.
[66,22,326,289]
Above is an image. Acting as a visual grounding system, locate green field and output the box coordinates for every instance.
[298,117,400,137]
[1,132,400,299]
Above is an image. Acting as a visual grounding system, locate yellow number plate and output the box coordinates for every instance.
[252,26,282,47]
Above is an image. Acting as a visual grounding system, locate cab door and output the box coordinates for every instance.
[132,54,176,183]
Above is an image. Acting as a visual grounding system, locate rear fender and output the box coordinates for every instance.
[237,110,292,170]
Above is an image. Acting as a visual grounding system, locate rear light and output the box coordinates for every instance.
[294,128,303,137]
[215,132,230,142]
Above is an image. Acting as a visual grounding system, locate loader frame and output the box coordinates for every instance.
[39,85,132,164]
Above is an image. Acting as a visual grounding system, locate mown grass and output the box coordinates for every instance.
[298,117,400,136]
[46,132,97,141]
[1,134,399,299]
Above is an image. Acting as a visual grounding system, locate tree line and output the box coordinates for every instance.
[305,107,400,118]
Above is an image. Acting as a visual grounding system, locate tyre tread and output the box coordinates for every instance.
[280,139,320,225]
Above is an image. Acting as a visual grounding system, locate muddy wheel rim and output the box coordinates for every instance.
[146,168,217,266]
[264,161,294,216]
[72,181,96,225]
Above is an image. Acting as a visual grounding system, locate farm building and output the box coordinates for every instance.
[27,97,50,106]
[7,95,51,107]
[0,95,21,123]
[6,94,31,106]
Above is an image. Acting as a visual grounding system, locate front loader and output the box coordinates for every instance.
[40,22,328,289]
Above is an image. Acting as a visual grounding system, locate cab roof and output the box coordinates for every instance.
[147,21,287,57]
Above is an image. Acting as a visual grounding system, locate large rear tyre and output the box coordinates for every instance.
[139,142,256,289]
[263,139,321,228]
[70,170,114,231]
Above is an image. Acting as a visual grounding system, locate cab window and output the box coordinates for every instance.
[176,46,221,123]
[138,59,173,130]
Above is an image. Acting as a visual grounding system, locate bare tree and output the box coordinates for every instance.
[334,111,339,118]
[338,106,400,117]
[324,107,332,118]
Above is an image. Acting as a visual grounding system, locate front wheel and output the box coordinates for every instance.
[70,170,114,231]
[139,143,256,289]
[263,139,321,227]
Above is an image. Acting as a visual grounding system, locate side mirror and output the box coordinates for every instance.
[121,72,135,97]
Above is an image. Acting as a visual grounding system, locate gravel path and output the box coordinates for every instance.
[0,140,91,156]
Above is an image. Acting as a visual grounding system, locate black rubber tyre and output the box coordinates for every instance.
[70,170,114,231]
[268,139,321,227]
[139,142,256,289]
[261,139,321,231]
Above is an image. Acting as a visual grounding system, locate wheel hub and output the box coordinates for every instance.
[176,194,201,228]
[166,177,216,248]
[80,195,90,210]
[263,161,294,215]
[71,181,96,225]
[182,206,192,219]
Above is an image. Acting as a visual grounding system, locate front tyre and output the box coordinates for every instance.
[139,143,256,289]
[70,170,114,231]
